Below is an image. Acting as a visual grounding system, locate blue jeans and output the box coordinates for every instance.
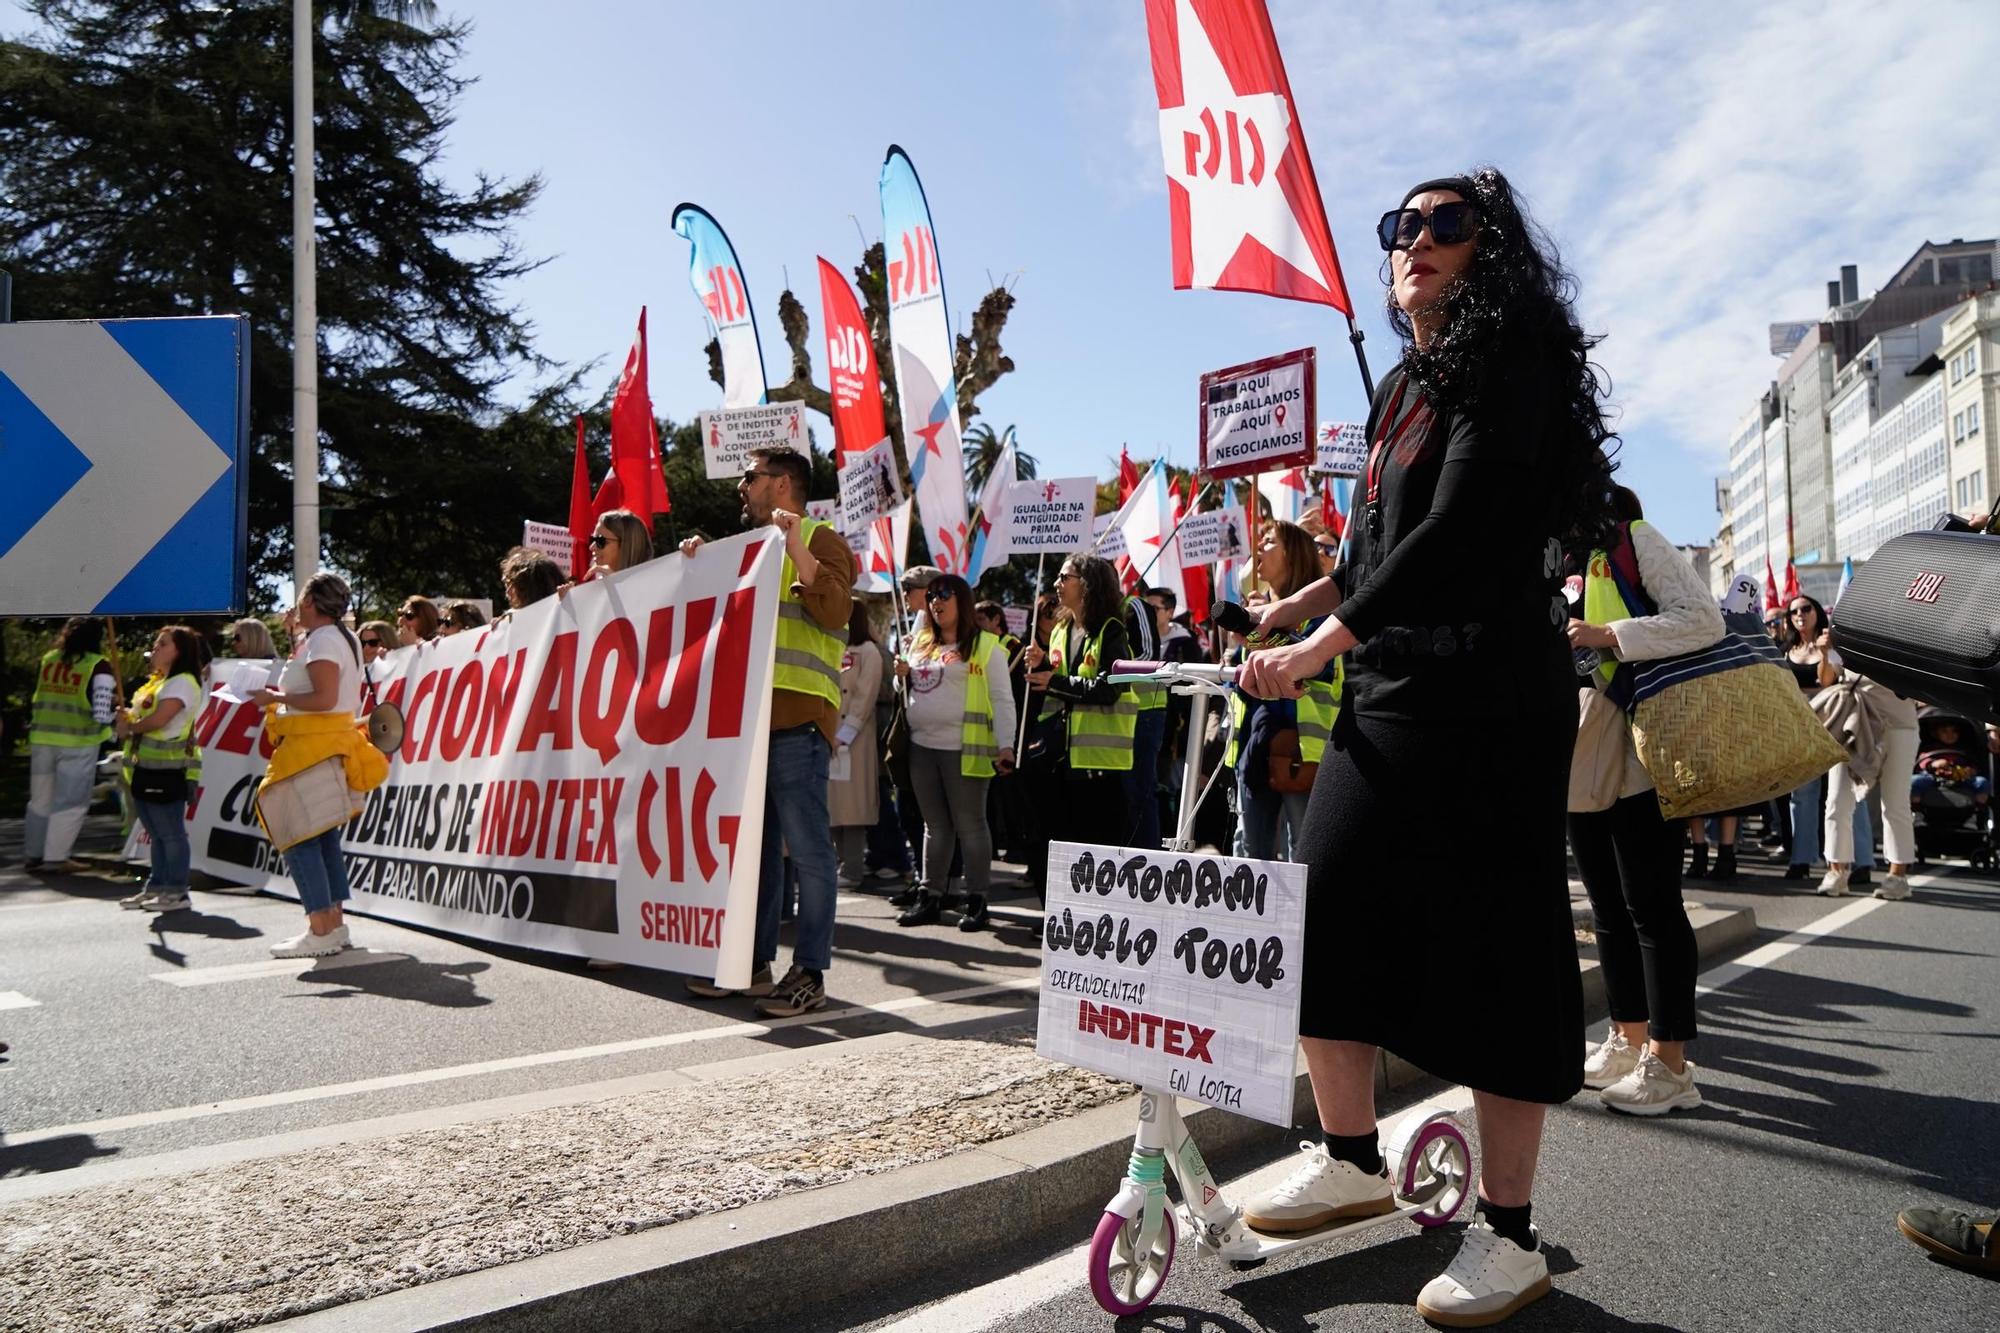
[1789,775,1823,867]
[134,796,191,891]
[755,725,838,974]
[1851,795,1876,870]
[288,827,351,914]
[1235,769,1310,861]
[1122,708,1168,850]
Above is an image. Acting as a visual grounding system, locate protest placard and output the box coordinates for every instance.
[994,476,1096,553]
[123,533,786,987]
[1316,421,1366,476]
[522,520,575,567]
[1173,509,1248,566]
[1036,841,1307,1126]
[699,401,808,479]
[838,437,903,534]
[1091,511,1128,562]
[1198,347,1316,480]
[1003,605,1029,637]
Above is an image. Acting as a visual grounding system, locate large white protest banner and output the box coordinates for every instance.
[994,476,1096,554]
[1036,841,1307,1127]
[1315,421,1365,476]
[1199,347,1316,480]
[144,534,784,986]
[699,401,808,480]
[838,436,903,534]
[1173,509,1248,566]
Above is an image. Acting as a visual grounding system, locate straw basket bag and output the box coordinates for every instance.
[1625,608,1847,820]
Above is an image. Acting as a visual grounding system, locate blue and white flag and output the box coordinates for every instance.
[670,204,768,409]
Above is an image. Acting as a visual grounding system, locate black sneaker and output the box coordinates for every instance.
[1712,846,1738,882]
[754,965,826,1018]
[888,884,925,909]
[897,893,943,927]
[957,895,989,931]
[1897,1206,1999,1273]
[1784,863,1811,881]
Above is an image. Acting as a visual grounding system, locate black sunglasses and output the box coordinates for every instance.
[924,587,954,604]
[588,534,612,549]
[359,636,382,648]
[1377,200,1480,251]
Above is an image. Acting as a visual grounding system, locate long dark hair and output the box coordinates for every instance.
[55,615,105,662]
[156,625,211,684]
[1058,555,1122,636]
[1388,167,1619,552]
[916,574,978,659]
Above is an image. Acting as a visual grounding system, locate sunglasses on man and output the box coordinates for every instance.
[1377,200,1480,251]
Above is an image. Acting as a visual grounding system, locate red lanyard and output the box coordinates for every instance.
[1364,376,1419,510]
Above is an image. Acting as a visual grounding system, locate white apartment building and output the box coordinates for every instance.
[1942,291,1999,515]
[1827,310,1949,558]
[1723,407,1769,587]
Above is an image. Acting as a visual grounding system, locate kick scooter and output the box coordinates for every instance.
[1077,660,1475,1316]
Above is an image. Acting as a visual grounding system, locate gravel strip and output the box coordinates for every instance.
[1,1027,1127,1332]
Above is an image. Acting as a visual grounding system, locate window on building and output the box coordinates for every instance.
[1972,403,1983,437]
[1970,343,1981,375]
[1957,477,1969,508]
[1975,471,1986,505]
[1955,410,1968,443]
[1971,255,1995,285]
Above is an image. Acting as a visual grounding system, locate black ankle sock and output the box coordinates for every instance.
[804,968,824,985]
[1478,1198,1536,1251]
[1321,1131,1384,1176]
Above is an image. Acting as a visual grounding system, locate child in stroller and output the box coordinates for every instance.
[1911,711,1996,871]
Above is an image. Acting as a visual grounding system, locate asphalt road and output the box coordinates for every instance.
[810,853,2000,1333]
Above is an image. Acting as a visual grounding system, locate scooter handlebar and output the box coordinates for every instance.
[1107,659,1236,684]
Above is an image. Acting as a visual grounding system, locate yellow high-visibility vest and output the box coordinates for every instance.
[1039,619,1135,772]
[29,650,109,748]
[773,517,846,711]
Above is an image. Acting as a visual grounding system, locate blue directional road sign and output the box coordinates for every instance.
[0,315,250,615]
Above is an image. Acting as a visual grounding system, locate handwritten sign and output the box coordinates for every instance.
[1036,841,1307,1126]
[1199,347,1316,480]
[1174,510,1248,566]
[1003,605,1029,637]
[1315,422,1366,477]
[995,476,1096,553]
[838,437,903,534]
[1091,512,1128,562]
[700,401,808,479]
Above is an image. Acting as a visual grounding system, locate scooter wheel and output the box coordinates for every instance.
[1401,1119,1473,1228]
[1087,1206,1175,1315]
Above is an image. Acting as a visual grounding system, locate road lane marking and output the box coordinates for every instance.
[3,974,1041,1147]
[0,991,42,1011]
[1694,892,1889,996]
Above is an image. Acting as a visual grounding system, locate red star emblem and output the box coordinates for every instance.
[915,418,947,457]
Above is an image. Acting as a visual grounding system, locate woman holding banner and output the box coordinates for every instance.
[1237,170,1618,1326]
[894,575,1016,930]
[252,574,372,959]
[1025,555,1133,890]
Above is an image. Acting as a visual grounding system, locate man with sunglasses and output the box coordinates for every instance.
[679,446,855,1017]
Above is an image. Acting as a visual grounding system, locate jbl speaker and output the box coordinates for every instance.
[1831,529,2000,725]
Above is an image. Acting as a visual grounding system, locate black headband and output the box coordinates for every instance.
[1402,176,1478,208]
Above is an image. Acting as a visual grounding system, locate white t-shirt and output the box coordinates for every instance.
[150,675,202,744]
[281,623,364,717]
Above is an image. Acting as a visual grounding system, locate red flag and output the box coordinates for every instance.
[567,415,593,580]
[1145,0,1352,313]
[1177,473,1212,626]
[1119,446,1140,503]
[592,468,625,522]
[610,308,671,521]
[1763,555,1782,614]
[818,257,887,467]
[1783,560,1802,605]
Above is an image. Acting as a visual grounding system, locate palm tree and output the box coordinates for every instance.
[964,422,1038,496]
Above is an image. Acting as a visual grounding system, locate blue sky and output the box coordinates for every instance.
[439,0,2000,547]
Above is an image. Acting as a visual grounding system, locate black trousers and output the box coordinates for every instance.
[1568,790,1699,1042]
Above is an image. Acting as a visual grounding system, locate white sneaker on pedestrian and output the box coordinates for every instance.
[1816,868,1851,897]
[1416,1218,1550,1327]
[119,889,154,910]
[1581,1025,1641,1090]
[141,890,191,911]
[1600,1050,1701,1116]
[1242,1141,1394,1234]
[270,925,348,959]
[1874,873,1911,901]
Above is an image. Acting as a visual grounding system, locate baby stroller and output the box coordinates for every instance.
[1911,709,1997,871]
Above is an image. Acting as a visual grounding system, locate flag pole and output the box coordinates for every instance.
[1014,550,1045,761]
[1343,311,1376,402]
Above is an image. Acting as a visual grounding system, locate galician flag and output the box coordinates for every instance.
[856,499,914,595]
[1114,460,1183,600]
[968,429,1020,580]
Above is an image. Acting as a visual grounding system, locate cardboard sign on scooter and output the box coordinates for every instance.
[1036,841,1307,1127]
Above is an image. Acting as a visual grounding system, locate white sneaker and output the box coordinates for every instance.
[1816,868,1851,897]
[141,890,191,911]
[1581,1025,1641,1090]
[1242,1141,1394,1233]
[1600,1050,1701,1116]
[270,925,348,959]
[119,889,154,910]
[1416,1218,1550,1327]
[1874,873,1911,901]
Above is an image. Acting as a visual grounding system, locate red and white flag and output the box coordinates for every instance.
[1145,0,1351,312]
[1118,445,1140,503]
[609,309,671,522]
[817,257,887,467]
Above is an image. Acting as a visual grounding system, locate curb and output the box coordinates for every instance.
[268,902,1759,1333]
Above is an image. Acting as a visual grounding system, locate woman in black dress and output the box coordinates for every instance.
[1238,169,1618,1327]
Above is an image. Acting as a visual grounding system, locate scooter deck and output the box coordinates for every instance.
[1181,1196,1434,1260]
